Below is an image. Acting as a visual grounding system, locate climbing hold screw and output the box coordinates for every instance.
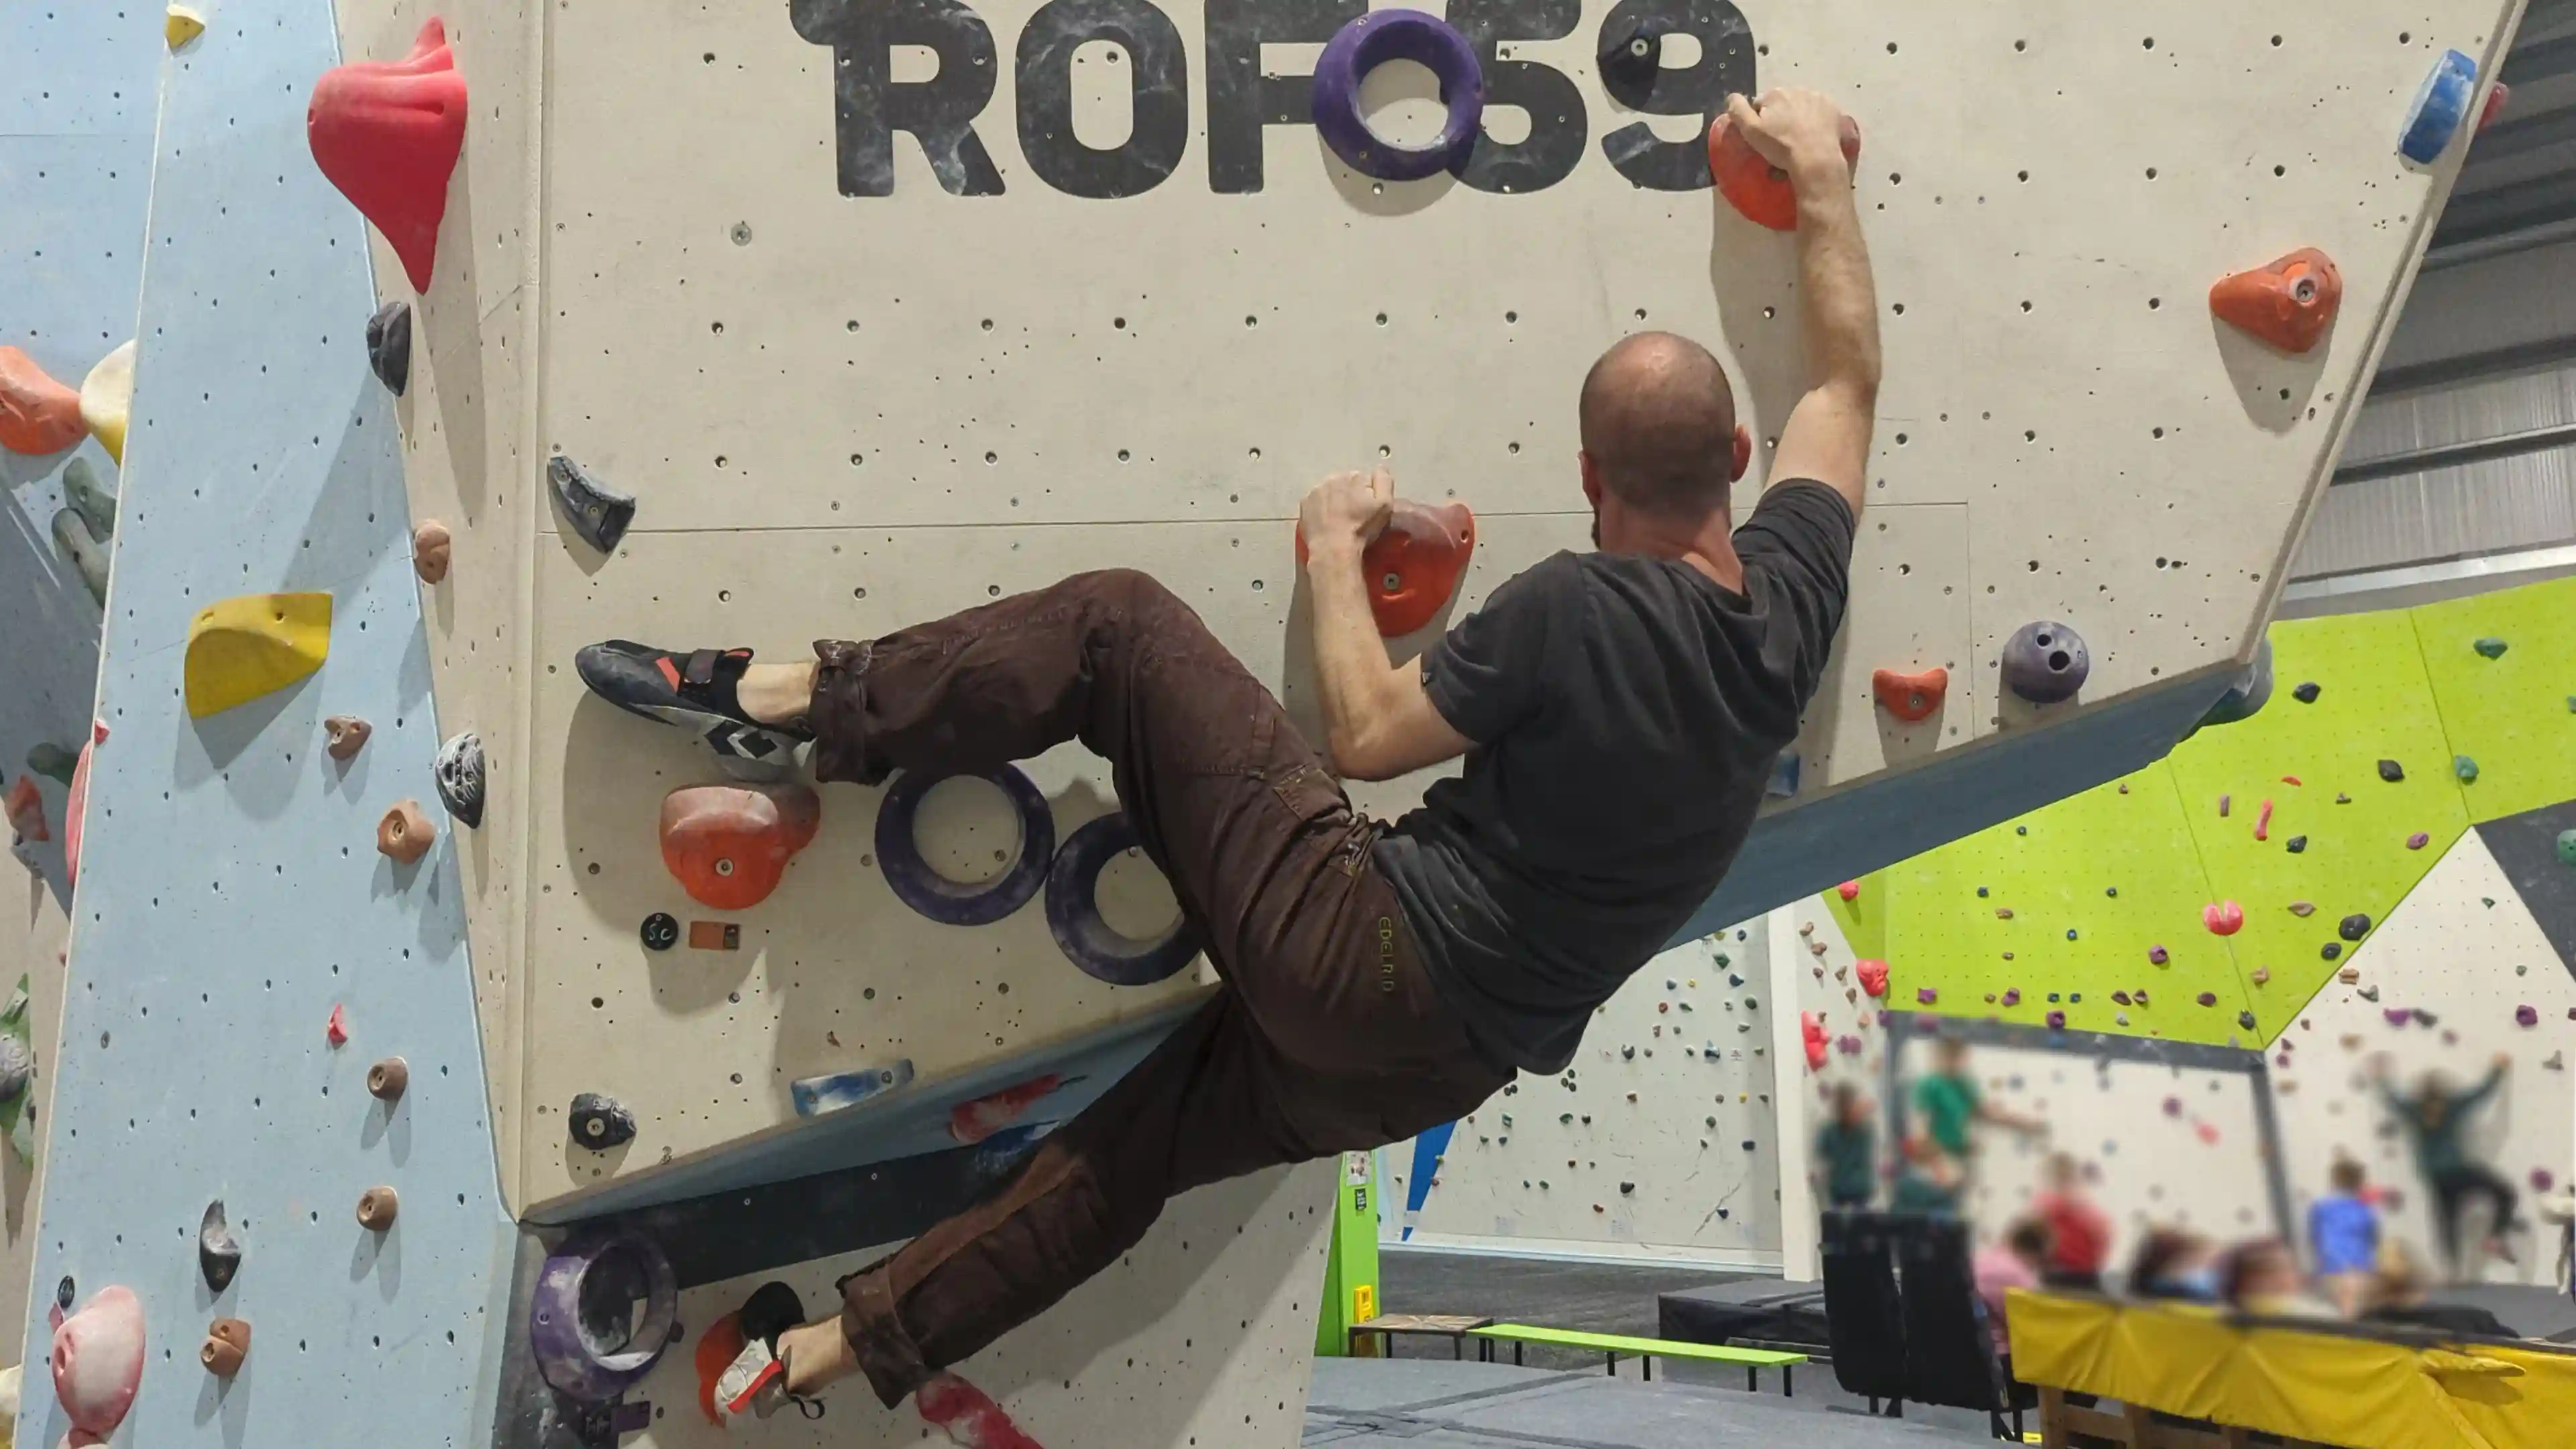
[356,1185,399,1231]
[2339,914,2371,941]
[2473,637,2508,659]
[377,800,435,863]
[639,912,678,951]
[323,715,372,761]
[413,521,452,584]
[367,1057,409,1102]
[200,1318,250,1377]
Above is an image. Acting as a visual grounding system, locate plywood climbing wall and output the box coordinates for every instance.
[364,0,2522,1220]
[1381,922,1783,1264]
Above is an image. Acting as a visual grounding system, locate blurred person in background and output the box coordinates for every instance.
[1814,1080,1878,1210]
[1972,1218,2052,1371]
[2032,1152,2110,1290]
[2307,1155,2381,1316]
[1911,1036,2043,1199]
[2363,1241,2521,1339]
[2126,1226,2224,1303]
[2373,1052,2520,1279]
[2221,1238,2337,1320]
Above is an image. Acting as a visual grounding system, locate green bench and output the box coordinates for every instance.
[1468,1324,1808,1396]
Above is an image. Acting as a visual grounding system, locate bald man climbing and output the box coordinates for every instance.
[576,89,1878,1445]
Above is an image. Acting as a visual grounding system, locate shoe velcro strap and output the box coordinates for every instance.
[682,649,723,687]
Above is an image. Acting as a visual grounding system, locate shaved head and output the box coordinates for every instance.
[1578,332,1739,519]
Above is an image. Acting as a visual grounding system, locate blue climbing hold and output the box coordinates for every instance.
[2400,50,2479,164]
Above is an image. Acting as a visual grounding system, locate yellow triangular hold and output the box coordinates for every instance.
[185,592,331,718]
[164,4,206,48]
[80,340,134,465]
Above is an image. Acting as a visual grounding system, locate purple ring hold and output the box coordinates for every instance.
[1046,813,1203,986]
[875,765,1055,926]
[1310,9,1485,182]
[531,1230,678,1403]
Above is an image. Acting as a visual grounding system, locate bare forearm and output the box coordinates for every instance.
[1307,545,1402,775]
[1790,151,1882,400]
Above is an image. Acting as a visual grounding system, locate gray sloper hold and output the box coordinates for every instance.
[2002,620,2090,704]
[200,1199,241,1293]
[434,731,484,828]
[569,1092,636,1150]
[366,300,411,396]
[60,457,117,541]
[547,454,637,553]
[0,1031,30,1102]
[50,508,109,606]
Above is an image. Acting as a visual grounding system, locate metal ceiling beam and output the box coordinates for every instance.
[2432,170,2576,247]
[2370,333,2576,398]
[2503,31,2576,83]
[2332,421,2576,484]
[2461,101,2576,164]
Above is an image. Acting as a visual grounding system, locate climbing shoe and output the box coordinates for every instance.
[574,641,810,772]
[713,1282,823,1424]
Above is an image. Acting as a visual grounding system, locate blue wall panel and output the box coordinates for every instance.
[0,8,162,902]
[17,2,515,1444]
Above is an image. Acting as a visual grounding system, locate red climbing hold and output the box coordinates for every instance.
[916,1371,1046,1449]
[949,1074,1063,1145]
[659,782,822,911]
[1705,111,1862,231]
[326,1004,349,1047]
[1871,666,1948,722]
[1837,879,1860,902]
[1800,1011,1827,1071]
[0,347,88,456]
[1854,959,1888,998]
[2203,900,2244,936]
[1295,500,1477,638]
[64,721,101,890]
[5,775,47,844]
[2479,83,2512,133]
[2209,248,2343,356]
[2253,799,2273,842]
[307,17,468,293]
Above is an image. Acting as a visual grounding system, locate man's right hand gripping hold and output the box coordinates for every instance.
[572,87,1878,1448]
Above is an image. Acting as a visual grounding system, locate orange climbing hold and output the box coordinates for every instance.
[0,347,87,455]
[5,775,46,844]
[1871,666,1948,722]
[1296,500,1477,637]
[659,782,822,911]
[307,17,468,293]
[950,1073,1064,1144]
[1707,112,1862,231]
[2209,248,2343,356]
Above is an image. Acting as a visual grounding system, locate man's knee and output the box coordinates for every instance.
[1072,567,1183,619]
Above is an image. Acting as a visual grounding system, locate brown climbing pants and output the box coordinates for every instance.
[810,568,1510,1409]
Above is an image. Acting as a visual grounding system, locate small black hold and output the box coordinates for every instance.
[199,1199,241,1295]
[2321,942,2343,961]
[547,453,639,554]
[434,731,485,829]
[640,912,679,951]
[2286,836,2308,853]
[56,1275,74,1311]
[1619,1181,1637,1195]
[2292,682,2320,703]
[366,300,411,396]
[2339,912,2371,942]
[2377,759,2404,783]
[2238,1011,2258,1030]
[569,1091,637,1150]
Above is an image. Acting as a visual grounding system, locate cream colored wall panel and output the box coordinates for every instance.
[0,890,67,1369]
[622,1161,1332,1448]
[1797,502,1973,787]
[1383,922,1782,1265]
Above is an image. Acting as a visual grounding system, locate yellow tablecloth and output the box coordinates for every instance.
[2006,1291,2576,1449]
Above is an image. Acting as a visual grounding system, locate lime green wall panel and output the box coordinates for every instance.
[1883,767,2253,1045]
[2410,575,2576,824]
[2163,611,2467,1039]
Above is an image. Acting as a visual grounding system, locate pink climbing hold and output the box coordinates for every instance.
[2195,1122,2220,1146]
[64,720,102,889]
[2045,1010,2065,1029]
[307,17,468,293]
[51,1285,146,1436]
[2534,1169,2556,1193]
[2406,832,2430,851]
[1915,986,1938,1006]
[2000,988,2021,1007]
[326,1003,349,1046]
[5,774,47,843]
[2253,799,2273,842]
[2516,1004,2539,1028]
[1855,959,1889,998]
[2203,901,2244,936]
[949,1074,1063,1146]
[2383,1008,2411,1027]
[1837,879,1860,902]
[916,1371,1046,1449]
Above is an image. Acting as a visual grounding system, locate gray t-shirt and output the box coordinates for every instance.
[1375,482,1855,1073]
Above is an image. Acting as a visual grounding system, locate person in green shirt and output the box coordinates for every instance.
[1909,1037,2043,1201]
[1814,1081,1877,1209]
[2374,1053,2520,1278]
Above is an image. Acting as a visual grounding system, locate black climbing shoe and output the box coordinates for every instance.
[714,1281,825,1424]
[574,641,810,771]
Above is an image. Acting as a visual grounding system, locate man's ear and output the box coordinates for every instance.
[1731,424,1754,483]
[1578,450,1604,508]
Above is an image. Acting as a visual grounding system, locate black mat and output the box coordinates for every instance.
[2476,799,2576,980]
[1657,1276,1831,1350]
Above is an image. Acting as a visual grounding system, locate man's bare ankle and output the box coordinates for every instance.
[739,661,816,726]
[777,1317,858,1395]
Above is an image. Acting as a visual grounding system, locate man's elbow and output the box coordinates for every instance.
[1327,728,1399,784]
